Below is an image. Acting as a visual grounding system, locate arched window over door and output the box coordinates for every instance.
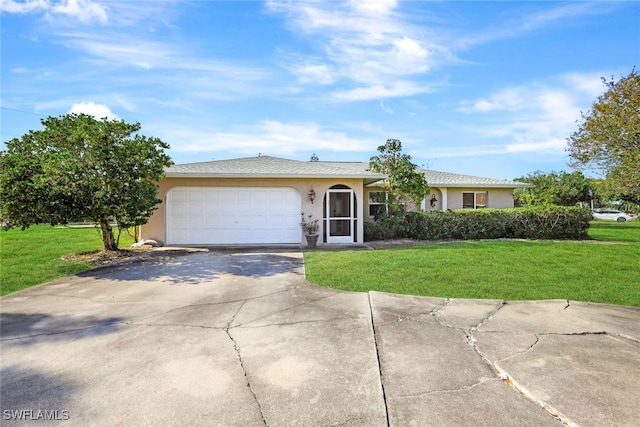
[323,185,356,244]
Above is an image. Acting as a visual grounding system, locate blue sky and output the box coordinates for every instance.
[2,0,638,180]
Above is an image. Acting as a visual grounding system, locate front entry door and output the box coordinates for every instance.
[326,189,354,244]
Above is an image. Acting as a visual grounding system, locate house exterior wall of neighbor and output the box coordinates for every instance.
[143,177,365,246]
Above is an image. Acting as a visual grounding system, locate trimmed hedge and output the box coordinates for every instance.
[364,206,592,241]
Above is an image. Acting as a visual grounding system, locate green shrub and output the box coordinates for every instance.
[364,206,592,241]
[364,211,409,240]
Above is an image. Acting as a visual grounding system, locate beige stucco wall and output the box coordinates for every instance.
[444,187,515,210]
[364,186,515,216]
[142,177,365,246]
[423,188,443,211]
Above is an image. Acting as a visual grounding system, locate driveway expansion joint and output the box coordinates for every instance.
[367,293,390,427]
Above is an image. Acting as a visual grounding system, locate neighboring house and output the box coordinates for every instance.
[142,155,532,247]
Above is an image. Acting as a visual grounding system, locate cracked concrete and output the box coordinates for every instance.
[1,250,639,426]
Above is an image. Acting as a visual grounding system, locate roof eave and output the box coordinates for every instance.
[428,183,535,188]
[164,173,387,180]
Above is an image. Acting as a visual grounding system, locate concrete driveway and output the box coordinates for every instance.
[1,249,639,426]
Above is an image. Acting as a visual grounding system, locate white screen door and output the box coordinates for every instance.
[326,189,354,244]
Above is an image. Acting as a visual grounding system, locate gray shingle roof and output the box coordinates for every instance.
[419,169,532,188]
[165,155,531,188]
[165,156,385,180]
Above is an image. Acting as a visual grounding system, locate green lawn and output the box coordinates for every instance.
[0,225,134,296]
[2,221,639,306]
[304,220,640,307]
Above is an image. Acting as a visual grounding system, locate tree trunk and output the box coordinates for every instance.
[99,218,118,251]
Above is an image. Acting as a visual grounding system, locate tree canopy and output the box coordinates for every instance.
[567,69,640,204]
[369,139,429,213]
[0,113,173,250]
[514,171,593,207]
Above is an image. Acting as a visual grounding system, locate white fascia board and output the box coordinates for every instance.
[429,183,534,189]
[164,173,387,179]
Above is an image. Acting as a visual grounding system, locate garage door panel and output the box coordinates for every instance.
[188,190,203,200]
[204,204,219,215]
[167,187,302,245]
[204,190,220,201]
[171,189,187,201]
[252,216,269,227]
[170,203,187,216]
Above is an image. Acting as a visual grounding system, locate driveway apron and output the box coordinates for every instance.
[1,250,385,426]
[1,249,639,426]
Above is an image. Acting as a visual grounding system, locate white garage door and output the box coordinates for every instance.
[166,187,302,245]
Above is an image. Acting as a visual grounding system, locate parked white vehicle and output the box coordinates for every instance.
[592,209,636,222]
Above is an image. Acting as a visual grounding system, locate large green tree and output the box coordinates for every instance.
[567,69,640,204]
[0,113,173,250]
[369,139,429,213]
[514,171,593,207]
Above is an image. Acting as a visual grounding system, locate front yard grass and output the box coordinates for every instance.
[2,221,638,306]
[0,225,134,296]
[304,220,640,307]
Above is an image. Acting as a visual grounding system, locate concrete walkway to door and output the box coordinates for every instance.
[1,249,639,426]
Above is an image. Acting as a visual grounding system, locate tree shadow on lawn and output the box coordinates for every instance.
[76,250,305,285]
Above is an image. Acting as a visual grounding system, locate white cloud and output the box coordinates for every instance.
[392,36,429,72]
[458,88,526,113]
[69,102,119,120]
[155,120,376,155]
[349,0,397,16]
[1,0,49,14]
[1,0,108,24]
[455,2,613,49]
[519,3,603,32]
[506,138,566,154]
[428,144,507,158]
[267,1,615,102]
[452,72,611,157]
[53,33,271,99]
[562,71,608,98]
[59,34,172,68]
[379,102,393,115]
[50,0,107,24]
[267,0,449,100]
[291,63,335,85]
[332,81,432,101]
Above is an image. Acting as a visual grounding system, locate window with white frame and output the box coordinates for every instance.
[368,191,387,217]
[462,192,488,209]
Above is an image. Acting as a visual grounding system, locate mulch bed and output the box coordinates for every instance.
[60,247,152,266]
